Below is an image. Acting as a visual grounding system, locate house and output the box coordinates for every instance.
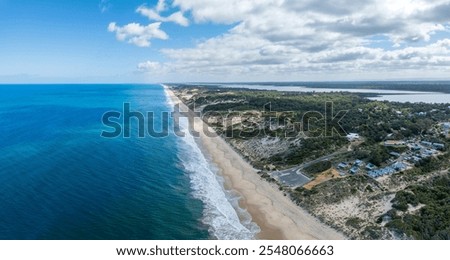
[421,141,432,147]
[443,123,450,131]
[368,171,377,178]
[386,167,396,174]
[421,153,431,158]
[389,152,400,157]
[347,133,360,141]
[411,145,421,151]
[366,163,376,170]
[349,166,359,175]
[444,123,450,137]
[354,160,363,166]
[391,162,407,171]
[368,164,399,178]
[424,149,434,156]
[384,140,406,146]
[433,143,445,149]
[338,162,348,169]
[368,168,388,178]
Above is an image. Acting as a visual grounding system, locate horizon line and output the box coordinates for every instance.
[2,79,450,85]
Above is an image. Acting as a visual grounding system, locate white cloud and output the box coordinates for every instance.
[108,0,189,47]
[99,0,111,13]
[173,0,281,24]
[137,4,189,27]
[156,0,167,13]
[108,22,168,47]
[137,61,167,73]
[139,0,450,80]
[137,61,172,80]
[126,0,450,80]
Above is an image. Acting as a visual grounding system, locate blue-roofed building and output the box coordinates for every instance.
[443,123,450,137]
[433,143,445,150]
[411,145,421,151]
[366,163,376,170]
[368,163,405,178]
[368,171,378,178]
[421,153,430,158]
[354,160,363,166]
[389,152,400,157]
[367,162,407,178]
[421,141,432,147]
[412,156,421,162]
[392,162,407,171]
[424,149,434,156]
[338,162,348,169]
[349,166,359,175]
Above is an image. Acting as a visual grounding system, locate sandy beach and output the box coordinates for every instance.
[165,86,345,240]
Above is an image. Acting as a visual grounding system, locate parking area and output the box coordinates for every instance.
[271,168,311,187]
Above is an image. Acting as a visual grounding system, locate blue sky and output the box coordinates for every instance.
[0,0,230,83]
[1,0,450,83]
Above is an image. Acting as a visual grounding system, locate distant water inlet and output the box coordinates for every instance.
[368,93,450,104]
[215,83,450,104]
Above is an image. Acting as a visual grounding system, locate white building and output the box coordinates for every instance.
[347,133,360,141]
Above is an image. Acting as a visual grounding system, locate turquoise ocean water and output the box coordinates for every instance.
[0,84,257,240]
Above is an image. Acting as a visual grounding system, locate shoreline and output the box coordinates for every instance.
[164,85,346,240]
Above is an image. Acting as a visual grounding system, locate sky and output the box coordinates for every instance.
[1,0,450,83]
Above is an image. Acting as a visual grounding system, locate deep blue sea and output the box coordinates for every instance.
[0,84,257,240]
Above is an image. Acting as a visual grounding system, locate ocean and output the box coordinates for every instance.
[0,84,256,240]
